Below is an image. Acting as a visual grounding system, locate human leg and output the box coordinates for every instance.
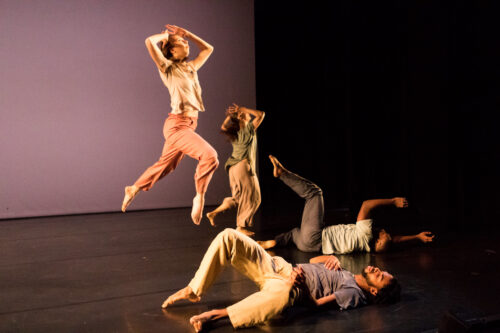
[266,156,324,252]
[170,117,219,224]
[163,229,289,308]
[226,279,293,328]
[206,161,242,226]
[206,197,237,226]
[233,160,261,229]
[121,117,186,212]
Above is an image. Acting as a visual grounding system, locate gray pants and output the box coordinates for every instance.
[274,171,324,252]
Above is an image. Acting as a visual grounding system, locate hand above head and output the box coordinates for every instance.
[165,24,188,37]
[226,103,241,116]
[417,231,435,243]
[324,255,342,271]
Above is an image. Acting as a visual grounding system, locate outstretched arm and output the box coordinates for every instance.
[393,231,435,244]
[357,197,408,221]
[145,32,171,73]
[166,24,214,71]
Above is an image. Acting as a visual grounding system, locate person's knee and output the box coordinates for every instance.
[304,184,322,199]
[218,228,238,243]
[202,147,219,167]
[297,234,321,252]
[297,242,320,253]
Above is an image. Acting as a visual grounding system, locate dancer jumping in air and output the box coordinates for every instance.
[206,104,265,236]
[257,156,435,254]
[162,228,400,331]
[122,24,218,224]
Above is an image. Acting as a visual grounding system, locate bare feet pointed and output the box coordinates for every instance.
[121,185,139,212]
[393,197,409,208]
[191,193,205,225]
[206,211,216,227]
[269,155,285,178]
[161,286,200,309]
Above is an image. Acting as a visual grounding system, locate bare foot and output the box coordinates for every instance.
[189,312,213,332]
[269,155,286,178]
[191,193,205,225]
[236,226,255,237]
[257,239,277,250]
[206,211,216,227]
[121,185,139,212]
[161,286,200,309]
[393,197,409,208]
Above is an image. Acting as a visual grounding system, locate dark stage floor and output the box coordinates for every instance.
[1,208,500,332]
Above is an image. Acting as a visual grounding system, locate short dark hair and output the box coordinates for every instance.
[368,277,401,305]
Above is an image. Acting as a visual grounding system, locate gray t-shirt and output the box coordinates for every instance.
[300,263,367,310]
[224,122,257,174]
[321,219,373,254]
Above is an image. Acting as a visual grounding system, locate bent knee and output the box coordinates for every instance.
[202,148,219,166]
[219,228,238,240]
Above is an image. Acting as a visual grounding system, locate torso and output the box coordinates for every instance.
[159,61,204,115]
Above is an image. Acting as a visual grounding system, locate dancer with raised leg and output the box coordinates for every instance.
[121,24,218,224]
[206,104,265,236]
[257,156,434,253]
[162,228,400,331]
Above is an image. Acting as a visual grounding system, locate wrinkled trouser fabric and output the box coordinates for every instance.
[134,114,219,194]
[273,171,324,252]
[188,229,295,328]
[223,159,261,227]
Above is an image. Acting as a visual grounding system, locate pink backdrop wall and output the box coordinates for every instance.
[0,0,256,219]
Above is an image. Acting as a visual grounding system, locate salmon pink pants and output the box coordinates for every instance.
[134,114,219,194]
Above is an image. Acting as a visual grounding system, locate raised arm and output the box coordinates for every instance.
[393,231,435,244]
[166,24,214,71]
[240,106,265,129]
[145,32,171,73]
[357,197,408,221]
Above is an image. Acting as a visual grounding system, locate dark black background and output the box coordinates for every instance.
[254,1,500,235]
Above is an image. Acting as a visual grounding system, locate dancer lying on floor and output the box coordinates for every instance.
[121,24,218,225]
[206,104,265,236]
[257,156,435,254]
[162,228,400,331]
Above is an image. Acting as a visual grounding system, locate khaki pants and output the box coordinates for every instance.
[188,229,295,328]
[226,159,261,227]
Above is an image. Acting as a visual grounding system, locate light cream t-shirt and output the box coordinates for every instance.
[158,60,205,114]
[321,219,373,254]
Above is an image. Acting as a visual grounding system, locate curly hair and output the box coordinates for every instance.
[221,116,240,142]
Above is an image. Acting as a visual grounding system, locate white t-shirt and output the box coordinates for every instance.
[158,61,205,114]
[321,219,373,254]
